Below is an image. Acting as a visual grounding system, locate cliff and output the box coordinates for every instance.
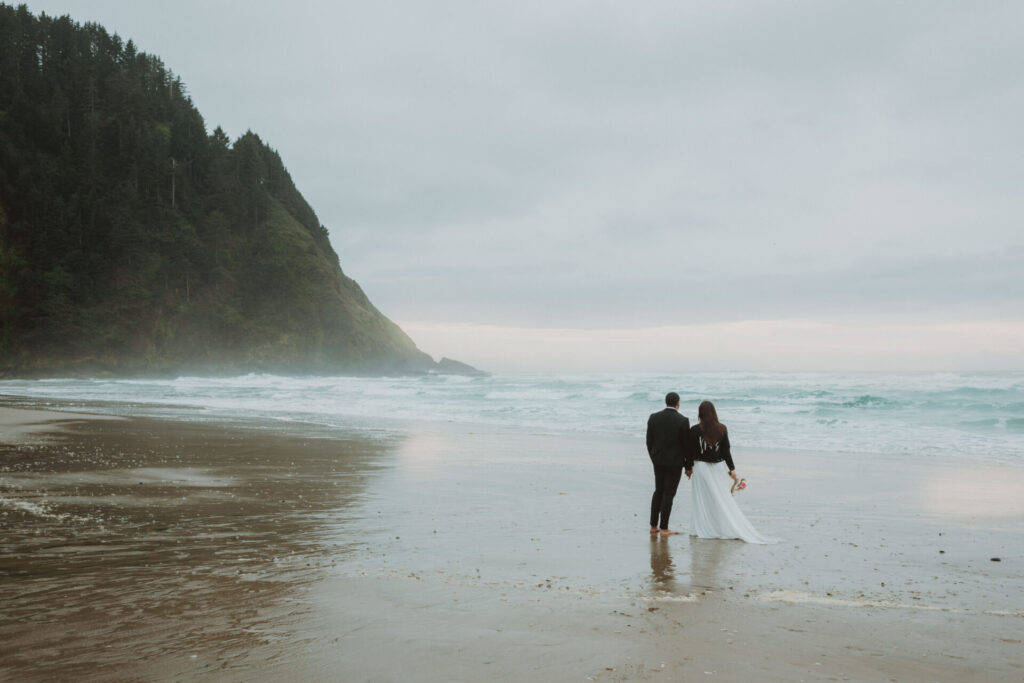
[0,4,465,376]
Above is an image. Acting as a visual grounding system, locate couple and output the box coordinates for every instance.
[646,392,776,544]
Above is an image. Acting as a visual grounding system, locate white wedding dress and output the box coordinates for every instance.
[691,442,778,544]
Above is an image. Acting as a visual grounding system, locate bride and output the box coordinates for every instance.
[689,401,778,544]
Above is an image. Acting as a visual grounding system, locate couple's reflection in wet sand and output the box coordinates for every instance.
[649,534,741,595]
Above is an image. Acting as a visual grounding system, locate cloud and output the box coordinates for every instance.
[24,0,1024,367]
[401,318,1024,372]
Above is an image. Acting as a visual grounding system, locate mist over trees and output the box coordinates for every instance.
[0,3,438,375]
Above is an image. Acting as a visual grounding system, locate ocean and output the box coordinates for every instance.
[2,371,1022,463]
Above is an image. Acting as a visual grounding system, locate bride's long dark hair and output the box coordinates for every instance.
[698,400,727,446]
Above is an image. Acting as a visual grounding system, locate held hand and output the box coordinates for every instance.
[729,470,738,482]
[685,469,692,479]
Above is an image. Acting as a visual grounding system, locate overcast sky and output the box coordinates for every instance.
[23,1,1024,370]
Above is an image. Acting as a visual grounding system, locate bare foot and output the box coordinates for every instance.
[650,527,659,534]
[659,529,679,536]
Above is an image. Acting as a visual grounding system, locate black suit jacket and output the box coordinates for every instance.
[646,408,691,467]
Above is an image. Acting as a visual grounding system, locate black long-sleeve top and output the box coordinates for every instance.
[688,424,735,471]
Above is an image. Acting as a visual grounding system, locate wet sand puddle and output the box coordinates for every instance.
[0,417,395,680]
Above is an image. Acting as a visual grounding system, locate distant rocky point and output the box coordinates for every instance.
[435,357,489,377]
[0,6,480,379]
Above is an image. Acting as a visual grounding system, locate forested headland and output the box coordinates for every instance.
[0,3,462,376]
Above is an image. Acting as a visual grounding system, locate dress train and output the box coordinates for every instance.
[691,461,778,544]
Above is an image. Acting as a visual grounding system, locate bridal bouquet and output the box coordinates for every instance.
[730,478,747,495]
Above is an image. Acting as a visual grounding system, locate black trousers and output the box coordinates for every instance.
[650,464,683,530]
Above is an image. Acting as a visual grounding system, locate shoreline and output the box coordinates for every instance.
[1,403,1022,681]
[3,391,1018,469]
[3,369,1022,466]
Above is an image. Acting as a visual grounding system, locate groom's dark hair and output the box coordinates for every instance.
[665,392,680,407]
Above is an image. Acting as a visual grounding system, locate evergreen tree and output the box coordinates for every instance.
[0,3,434,376]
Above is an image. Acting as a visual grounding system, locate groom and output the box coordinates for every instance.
[646,392,693,536]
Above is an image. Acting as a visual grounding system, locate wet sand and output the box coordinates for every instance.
[0,406,122,443]
[1,404,1022,681]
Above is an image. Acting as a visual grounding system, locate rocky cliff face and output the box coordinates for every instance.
[0,5,462,377]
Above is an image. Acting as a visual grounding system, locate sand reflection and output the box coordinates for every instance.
[649,536,678,593]
[394,429,459,471]
[648,535,743,596]
[0,415,399,680]
[688,537,741,592]
[918,466,1024,518]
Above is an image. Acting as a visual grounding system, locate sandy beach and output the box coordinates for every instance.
[1,402,1022,682]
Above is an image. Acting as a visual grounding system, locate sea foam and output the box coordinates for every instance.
[2,371,1022,463]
